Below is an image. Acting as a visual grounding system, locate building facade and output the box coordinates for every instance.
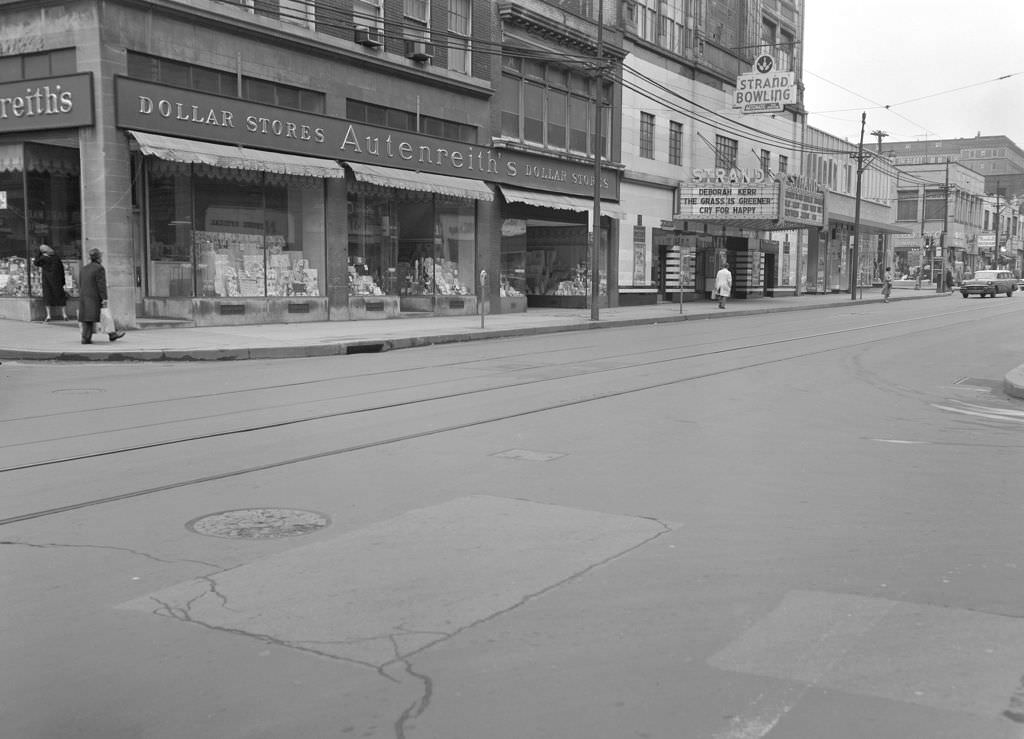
[890,160,987,281]
[0,0,625,325]
[802,125,905,293]
[613,0,823,304]
[885,134,1024,200]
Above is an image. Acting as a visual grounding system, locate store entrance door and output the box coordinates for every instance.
[764,252,777,294]
[132,209,145,314]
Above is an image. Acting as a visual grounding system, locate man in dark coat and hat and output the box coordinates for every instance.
[78,248,124,344]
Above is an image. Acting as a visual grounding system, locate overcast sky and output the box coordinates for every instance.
[801,1,1024,150]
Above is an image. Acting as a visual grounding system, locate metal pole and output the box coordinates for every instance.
[590,0,604,322]
[938,157,949,293]
[850,112,865,300]
[994,180,1000,269]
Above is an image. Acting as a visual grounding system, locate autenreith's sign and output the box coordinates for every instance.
[0,73,94,133]
[114,77,618,198]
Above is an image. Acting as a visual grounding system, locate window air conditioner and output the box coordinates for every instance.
[405,39,433,62]
[355,26,384,47]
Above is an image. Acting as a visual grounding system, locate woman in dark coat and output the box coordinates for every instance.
[32,244,68,321]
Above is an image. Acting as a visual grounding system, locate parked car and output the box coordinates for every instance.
[960,270,1018,298]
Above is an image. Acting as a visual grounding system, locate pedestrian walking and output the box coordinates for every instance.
[32,244,69,321]
[945,266,955,294]
[882,266,893,303]
[714,263,732,309]
[78,248,124,345]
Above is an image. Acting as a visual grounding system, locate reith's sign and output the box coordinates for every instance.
[733,55,796,114]
[0,73,94,133]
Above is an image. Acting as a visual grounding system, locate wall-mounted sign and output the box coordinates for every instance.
[115,77,619,198]
[733,55,796,114]
[0,73,94,133]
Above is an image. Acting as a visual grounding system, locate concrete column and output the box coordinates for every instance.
[325,177,350,320]
[78,18,136,327]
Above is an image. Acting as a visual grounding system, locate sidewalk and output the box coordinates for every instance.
[0,287,947,363]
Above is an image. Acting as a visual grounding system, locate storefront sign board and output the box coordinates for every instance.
[114,77,618,199]
[0,73,93,133]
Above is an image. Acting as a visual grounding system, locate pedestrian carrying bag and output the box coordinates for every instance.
[97,307,116,334]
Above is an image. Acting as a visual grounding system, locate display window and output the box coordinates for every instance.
[0,143,81,298]
[347,189,476,304]
[499,209,609,298]
[145,160,325,298]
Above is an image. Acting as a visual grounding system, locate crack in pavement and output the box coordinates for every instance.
[0,539,221,568]
[386,517,675,739]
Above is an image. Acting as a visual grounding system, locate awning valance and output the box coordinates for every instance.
[827,212,914,235]
[128,131,346,179]
[345,162,493,201]
[499,186,625,219]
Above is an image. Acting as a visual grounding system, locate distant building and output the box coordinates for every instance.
[884,134,1024,199]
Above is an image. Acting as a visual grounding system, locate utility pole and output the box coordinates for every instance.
[850,112,866,300]
[590,0,604,322]
[994,180,1000,270]
[938,157,949,293]
[870,129,889,154]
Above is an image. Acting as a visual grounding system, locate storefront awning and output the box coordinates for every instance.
[499,186,625,219]
[345,162,493,201]
[128,131,346,178]
[827,213,914,234]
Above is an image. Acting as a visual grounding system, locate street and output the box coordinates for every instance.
[3,295,1024,739]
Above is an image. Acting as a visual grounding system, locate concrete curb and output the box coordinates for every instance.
[0,291,939,363]
[1004,365,1024,400]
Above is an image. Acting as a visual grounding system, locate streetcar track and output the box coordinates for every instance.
[0,340,842,527]
[4,299,1004,424]
[2,303,1017,527]
[0,311,955,472]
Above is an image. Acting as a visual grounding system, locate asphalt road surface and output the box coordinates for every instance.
[4,295,1024,739]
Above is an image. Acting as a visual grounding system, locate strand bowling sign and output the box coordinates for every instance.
[733,55,795,114]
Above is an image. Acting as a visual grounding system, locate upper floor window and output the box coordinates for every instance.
[897,192,918,222]
[715,135,738,170]
[0,48,76,81]
[669,121,683,166]
[639,113,655,159]
[448,0,471,75]
[405,0,428,22]
[778,154,788,174]
[760,149,771,176]
[500,60,610,159]
[347,99,477,144]
[126,51,325,113]
[353,0,383,32]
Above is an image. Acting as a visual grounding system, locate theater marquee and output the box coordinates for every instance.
[673,169,824,230]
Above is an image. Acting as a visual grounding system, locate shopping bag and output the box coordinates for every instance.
[97,307,116,334]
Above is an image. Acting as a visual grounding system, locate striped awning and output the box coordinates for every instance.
[499,186,625,219]
[129,131,346,179]
[345,162,493,201]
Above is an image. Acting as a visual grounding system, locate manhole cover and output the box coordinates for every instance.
[186,508,330,539]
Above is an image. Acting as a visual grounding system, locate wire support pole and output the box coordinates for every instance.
[850,112,866,300]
